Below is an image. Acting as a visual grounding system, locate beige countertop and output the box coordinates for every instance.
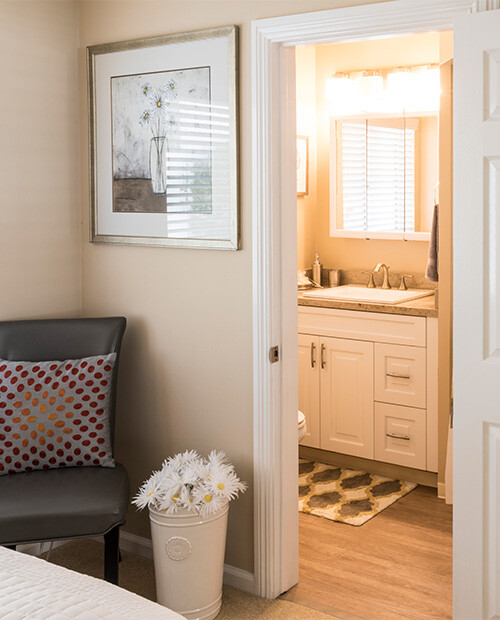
[298,289,438,318]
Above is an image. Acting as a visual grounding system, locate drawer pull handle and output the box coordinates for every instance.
[311,342,316,368]
[386,432,411,441]
[386,372,410,379]
[321,344,326,369]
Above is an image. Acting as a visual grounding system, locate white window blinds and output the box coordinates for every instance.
[339,121,416,233]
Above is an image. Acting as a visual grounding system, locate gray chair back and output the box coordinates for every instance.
[0,317,126,450]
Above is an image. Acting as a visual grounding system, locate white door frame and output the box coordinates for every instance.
[251,0,474,601]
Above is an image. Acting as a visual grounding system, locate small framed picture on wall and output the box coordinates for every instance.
[296,135,309,197]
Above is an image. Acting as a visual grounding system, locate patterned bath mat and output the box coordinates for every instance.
[299,459,417,526]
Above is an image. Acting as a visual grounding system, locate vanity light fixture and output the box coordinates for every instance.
[326,64,440,117]
[325,72,356,115]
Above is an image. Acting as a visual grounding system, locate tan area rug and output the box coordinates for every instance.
[299,459,417,526]
[42,539,338,619]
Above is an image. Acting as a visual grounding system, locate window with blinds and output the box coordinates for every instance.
[338,120,416,233]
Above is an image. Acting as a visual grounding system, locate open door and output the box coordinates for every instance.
[454,8,500,619]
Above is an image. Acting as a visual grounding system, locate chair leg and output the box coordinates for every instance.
[104,526,120,585]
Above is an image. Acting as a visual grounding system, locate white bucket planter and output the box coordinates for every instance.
[149,502,229,620]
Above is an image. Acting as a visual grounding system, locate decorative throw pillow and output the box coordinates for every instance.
[0,354,116,475]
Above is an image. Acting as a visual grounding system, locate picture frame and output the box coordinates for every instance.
[296,135,309,197]
[87,26,239,250]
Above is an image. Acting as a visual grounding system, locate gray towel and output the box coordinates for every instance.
[426,203,439,282]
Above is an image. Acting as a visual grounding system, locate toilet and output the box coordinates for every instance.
[298,410,307,443]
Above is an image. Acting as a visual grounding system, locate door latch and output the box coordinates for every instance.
[269,345,280,363]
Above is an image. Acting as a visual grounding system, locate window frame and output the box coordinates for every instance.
[329,114,431,241]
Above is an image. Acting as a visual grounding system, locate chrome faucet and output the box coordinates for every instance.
[374,263,391,289]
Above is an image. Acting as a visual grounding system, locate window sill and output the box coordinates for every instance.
[329,230,431,241]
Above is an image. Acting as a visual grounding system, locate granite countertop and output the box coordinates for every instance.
[298,289,438,318]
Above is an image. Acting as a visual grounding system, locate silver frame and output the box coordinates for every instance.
[87,26,240,250]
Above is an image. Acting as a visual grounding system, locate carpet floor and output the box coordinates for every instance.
[43,539,337,619]
[299,460,417,526]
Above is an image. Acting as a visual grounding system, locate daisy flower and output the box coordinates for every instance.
[133,451,246,516]
[207,450,229,469]
[192,485,227,518]
[132,469,163,510]
[158,486,184,514]
[207,467,247,501]
[164,449,199,473]
[141,82,152,96]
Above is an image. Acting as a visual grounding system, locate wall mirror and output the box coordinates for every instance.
[330,113,437,240]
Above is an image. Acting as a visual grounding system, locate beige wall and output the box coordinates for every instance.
[0,1,81,321]
[297,31,453,274]
[296,46,317,271]
[78,0,394,573]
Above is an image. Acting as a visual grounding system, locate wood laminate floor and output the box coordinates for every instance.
[280,485,452,620]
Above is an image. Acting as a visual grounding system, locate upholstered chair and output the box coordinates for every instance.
[0,317,129,584]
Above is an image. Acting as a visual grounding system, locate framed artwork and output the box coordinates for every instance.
[296,136,309,197]
[87,27,239,250]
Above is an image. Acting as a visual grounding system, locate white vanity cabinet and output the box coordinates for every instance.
[298,306,438,472]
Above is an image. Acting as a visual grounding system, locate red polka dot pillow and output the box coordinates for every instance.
[0,354,116,475]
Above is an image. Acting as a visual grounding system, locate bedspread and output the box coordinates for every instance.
[0,546,182,620]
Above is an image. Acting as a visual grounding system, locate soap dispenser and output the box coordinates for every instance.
[312,253,322,286]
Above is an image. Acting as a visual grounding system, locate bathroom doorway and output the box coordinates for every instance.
[286,29,453,619]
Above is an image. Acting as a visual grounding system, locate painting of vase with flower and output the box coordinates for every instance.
[111,67,212,214]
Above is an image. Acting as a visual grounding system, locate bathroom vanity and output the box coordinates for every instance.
[298,295,437,473]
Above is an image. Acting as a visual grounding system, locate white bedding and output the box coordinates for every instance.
[0,546,183,620]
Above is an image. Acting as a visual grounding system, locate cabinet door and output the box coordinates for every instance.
[298,334,320,448]
[320,337,374,458]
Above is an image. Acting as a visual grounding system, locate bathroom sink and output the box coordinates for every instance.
[302,285,434,305]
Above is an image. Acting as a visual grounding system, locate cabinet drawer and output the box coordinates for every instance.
[374,343,426,408]
[298,307,426,346]
[374,402,426,470]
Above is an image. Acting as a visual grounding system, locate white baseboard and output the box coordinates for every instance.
[14,530,256,596]
[222,563,256,594]
[119,530,152,559]
[120,531,256,594]
[437,482,446,499]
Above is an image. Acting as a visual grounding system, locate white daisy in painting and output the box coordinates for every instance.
[162,78,178,100]
[139,109,154,128]
[148,90,168,115]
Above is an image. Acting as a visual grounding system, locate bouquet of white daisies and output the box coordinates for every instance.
[133,450,247,518]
